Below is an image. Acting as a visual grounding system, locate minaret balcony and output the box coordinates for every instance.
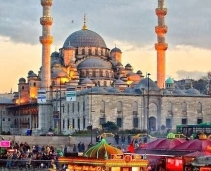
[40,16,53,25]
[155,26,168,34]
[155,43,168,51]
[155,8,167,16]
[41,0,53,6]
[39,36,53,44]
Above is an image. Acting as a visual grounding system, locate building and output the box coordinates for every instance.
[6,0,211,135]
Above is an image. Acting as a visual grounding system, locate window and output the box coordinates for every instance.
[133,118,138,128]
[72,119,75,128]
[95,49,98,55]
[72,103,74,113]
[100,118,106,125]
[78,118,80,130]
[166,118,171,128]
[67,119,70,129]
[182,102,187,112]
[33,82,36,86]
[88,49,91,55]
[83,101,85,111]
[197,102,202,113]
[83,117,86,129]
[182,118,187,125]
[2,118,5,121]
[117,101,122,113]
[82,49,85,55]
[8,118,11,122]
[63,119,65,129]
[22,86,24,90]
[197,118,202,124]
[104,81,107,86]
[101,101,105,113]
[117,118,122,128]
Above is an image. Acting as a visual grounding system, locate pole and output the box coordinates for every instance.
[90,87,93,144]
[147,73,150,142]
[60,78,62,135]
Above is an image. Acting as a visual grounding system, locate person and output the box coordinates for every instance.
[127,134,131,144]
[121,134,126,147]
[77,142,82,152]
[81,142,85,152]
[114,133,119,145]
[73,144,77,152]
[64,145,67,156]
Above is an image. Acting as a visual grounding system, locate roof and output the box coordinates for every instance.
[166,77,174,84]
[134,78,160,92]
[77,58,111,69]
[63,29,107,48]
[83,139,123,159]
[0,97,13,104]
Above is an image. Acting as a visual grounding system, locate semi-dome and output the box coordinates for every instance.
[77,58,111,69]
[51,70,68,78]
[186,88,200,95]
[81,77,93,84]
[83,138,123,159]
[127,73,141,82]
[111,47,122,53]
[63,29,107,48]
[166,77,174,84]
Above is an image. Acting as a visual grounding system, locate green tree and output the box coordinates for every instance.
[102,121,119,132]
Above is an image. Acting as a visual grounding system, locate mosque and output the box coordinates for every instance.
[4,0,211,135]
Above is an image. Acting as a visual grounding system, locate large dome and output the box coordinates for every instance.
[63,29,107,48]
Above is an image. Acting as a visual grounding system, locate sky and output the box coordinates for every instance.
[0,0,211,93]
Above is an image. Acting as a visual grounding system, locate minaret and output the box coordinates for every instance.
[38,0,53,133]
[155,0,168,89]
[40,0,53,90]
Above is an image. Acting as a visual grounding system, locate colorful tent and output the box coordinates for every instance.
[171,139,211,152]
[143,138,187,150]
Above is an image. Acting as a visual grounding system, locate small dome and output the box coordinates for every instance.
[81,77,93,84]
[51,51,59,58]
[123,87,136,94]
[78,58,111,69]
[134,78,160,92]
[63,29,107,48]
[172,88,186,95]
[166,77,174,84]
[114,79,127,85]
[51,70,68,78]
[88,87,107,94]
[83,138,123,159]
[136,70,143,75]
[111,47,122,53]
[28,70,34,75]
[19,77,26,83]
[186,88,200,95]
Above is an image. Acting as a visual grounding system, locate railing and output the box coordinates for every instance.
[0,159,59,171]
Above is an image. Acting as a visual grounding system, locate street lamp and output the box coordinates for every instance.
[146,73,151,142]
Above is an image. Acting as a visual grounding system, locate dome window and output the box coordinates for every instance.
[88,49,91,55]
[82,49,85,55]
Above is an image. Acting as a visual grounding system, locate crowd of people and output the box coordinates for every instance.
[0,140,59,170]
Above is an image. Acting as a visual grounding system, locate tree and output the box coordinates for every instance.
[102,121,119,132]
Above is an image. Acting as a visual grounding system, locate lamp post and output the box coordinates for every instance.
[147,73,150,142]
[90,87,93,144]
[59,78,62,135]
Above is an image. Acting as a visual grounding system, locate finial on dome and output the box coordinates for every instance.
[82,14,88,30]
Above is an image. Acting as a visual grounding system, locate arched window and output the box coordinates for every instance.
[104,81,107,86]
[101,49,103,56]
[117,101,122,113]
[197,102,202,113]
[82,49,85,55]
[101,101,105,113]
[88,49,91,55]
[95,49,98,55]
[182,102,187,113]
[22,86,24,90]
[93,71,96,77]
[83,101,85,111]
[133,101,138,116]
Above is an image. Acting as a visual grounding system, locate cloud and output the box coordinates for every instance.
[175,70,207,81]
[0,0,211,49]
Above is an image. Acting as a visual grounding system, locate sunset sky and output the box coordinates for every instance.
[0,0,211,93]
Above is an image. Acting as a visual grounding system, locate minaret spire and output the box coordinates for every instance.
[82,14,88,30]
[155,0,168,89]
[40,0,53,89]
